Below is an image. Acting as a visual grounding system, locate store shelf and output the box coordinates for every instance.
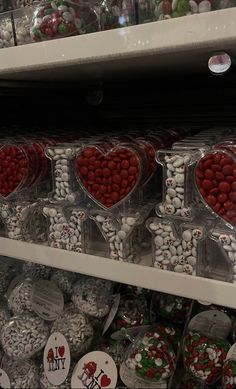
[1,237,236,309]
[0,9,236,81]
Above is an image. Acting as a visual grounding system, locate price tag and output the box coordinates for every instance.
[31,280,64,321]
[43,332,70,386]
[71,351,117,389]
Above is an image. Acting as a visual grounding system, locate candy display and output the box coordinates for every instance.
[183,331,230,385]
[147,218,204,274]
[23,261,52,280]
[51,305,94,357]
[125,326,176,382]
[2,356,39,388]
[1,313,49,359]
[72,276,113,318]
[8,278,34,314]
[99,0,136,30]
[31,0,99,42]
[151,292,192,324]
[223,359,236,389]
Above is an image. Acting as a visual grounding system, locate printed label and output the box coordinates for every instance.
[31,280,64,321]
[119,362,167,389]
[71,351,117,389]
[0,369,11,388]
[43,332,70,386]
[102,294,120,336]
[188,310,232,339]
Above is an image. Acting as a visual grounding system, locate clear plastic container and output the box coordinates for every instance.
[99,0,136,30]
[0,12,15,49]
[31,0,99,42]
[147,217,205,275]
[43,203,88,252]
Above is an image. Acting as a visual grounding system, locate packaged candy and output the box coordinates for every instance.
[150,292,192,324]
[43,204,88,252]
[51,268,77,296]
[223,359,236,389]
[147,217,204,275]
[195,147,236,229]
[2,356,39,388]
[8,278,33,315]
[99,0,136,29]
[23,261,52,280]
[51,305,93,357]
[72,276,113,319]
[125,326,176,383]
[1,313,49,359]
[39,361,75,389]
[183,331,230,385]
[97,338,126,367]
[31,0,99,42]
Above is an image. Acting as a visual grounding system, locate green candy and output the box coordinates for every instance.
[171,10,180,17]
[44,8,54,15]
[176,0,190,15]
[58,22,69,35]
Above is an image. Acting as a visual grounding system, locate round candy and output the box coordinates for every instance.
[8,278,33,315]
[183,331,230,385]
[51,269,77,296]
[72,276,112,318]
[113,293,149,331]
[51,305,93,357]
[2,356,39,389]
[223,359,236,389]
[125,328,176,381]
[152,293,192,324]
[23,261,52,280]
[1,313,49,359]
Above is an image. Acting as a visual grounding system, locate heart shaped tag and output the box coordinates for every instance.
[195,150,236,227]
[0,145,29,199]
[75,145,141,209]
[101,374,111,387]
[183,331,230,385]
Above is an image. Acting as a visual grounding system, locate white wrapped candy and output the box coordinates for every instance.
[51,306,93,357]
[1,313,49,359]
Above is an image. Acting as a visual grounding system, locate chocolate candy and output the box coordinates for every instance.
[76,145,141,209]
[183,331,230,385]
[113,293,149,330]
[155,322,181,353]
[195,151,236,227]
[31,0,99,42]
[151,293,192,324]
[99,0,136,30]
[223,359,236,389]
[126,328,176,381]
[2,356,39,389]
[8,278,34,315]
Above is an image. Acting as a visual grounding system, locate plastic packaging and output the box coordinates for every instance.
[223,359,236,389]
[51,268,77,296]
[8,278,33,315]
[150,292,192,324]
[1,312,49,359]
[31,0,99,42]
[2,356,39,388]
[0,12,15,48]
[23,261,52,280]
[51,305,94,357]
[43,204,88,252]
[156,149,201,220]
[99,0,136,30]
[14,7,33,46]
[125,325,176,383]
[195,148,236,229]
[147,217,204,275]
[72,276,113,319]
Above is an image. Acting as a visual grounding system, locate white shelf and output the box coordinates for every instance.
[0,9,236,81]
[1,237,236,309]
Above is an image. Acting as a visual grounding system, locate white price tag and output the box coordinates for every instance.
[0,369,11,389]
[31,280,64,321]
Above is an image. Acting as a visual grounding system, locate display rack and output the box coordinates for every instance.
[0,10,236,309]
[0,8,235,81]
[1,237,236,309]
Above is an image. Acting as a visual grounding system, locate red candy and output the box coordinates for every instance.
[76,146,141,208]
[195,151,236,226]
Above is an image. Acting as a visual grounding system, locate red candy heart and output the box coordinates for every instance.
[76,145,141,209]
[100,374,111,387]
[195,150,236,227]
[0,145,29,199]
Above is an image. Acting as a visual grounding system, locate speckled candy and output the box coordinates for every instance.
[76,146,141,208]
[195,151,236,227]
[153,293,192,324]
[222,359,236,389]
[126,329,176,381]
[113,293,149,330]
[183,331,230,385]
